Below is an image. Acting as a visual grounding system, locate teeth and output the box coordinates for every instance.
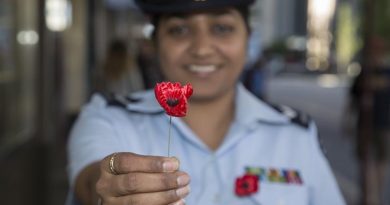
[188,65,216,73]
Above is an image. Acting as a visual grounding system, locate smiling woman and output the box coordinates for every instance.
[66,1,346,205]
[155,8,248,102]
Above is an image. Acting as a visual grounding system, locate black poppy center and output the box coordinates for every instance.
[166,98,179,107]
[242,182,249,189]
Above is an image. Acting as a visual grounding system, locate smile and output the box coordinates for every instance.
[188,65,217,74]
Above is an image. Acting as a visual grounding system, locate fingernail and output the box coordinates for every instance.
[177,174,190,186]
[163,159,179,172]
[176,199,186,205]
[176,185,190,197]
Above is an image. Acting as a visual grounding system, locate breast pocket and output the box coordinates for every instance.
[252,183,309,205]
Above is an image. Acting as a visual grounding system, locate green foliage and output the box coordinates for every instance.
[336,2,362,66]
[265,40,288,55]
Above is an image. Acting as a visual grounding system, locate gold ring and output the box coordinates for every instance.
[109,153,118,175]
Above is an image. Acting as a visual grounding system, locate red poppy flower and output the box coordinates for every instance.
[235,174,259,197]
[154,82,193,117]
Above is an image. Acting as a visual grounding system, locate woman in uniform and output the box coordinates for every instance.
[66,0,346,204]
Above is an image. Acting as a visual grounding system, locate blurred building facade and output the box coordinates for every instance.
[257,0,308,47]
[0,0,154,204]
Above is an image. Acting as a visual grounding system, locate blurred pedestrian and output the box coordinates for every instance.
[136,38,163,89]
[368,37,390,204]
[96,39,144,96]
[353,36,390,204]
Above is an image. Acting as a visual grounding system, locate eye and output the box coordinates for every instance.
[212,24,234,35]
[167,25,190,37]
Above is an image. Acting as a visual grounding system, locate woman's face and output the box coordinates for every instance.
[156,8,248,101]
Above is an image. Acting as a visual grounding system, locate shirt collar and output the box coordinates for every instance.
[125,90,165,114]
[235,83,289,126]
[123,84,290,125]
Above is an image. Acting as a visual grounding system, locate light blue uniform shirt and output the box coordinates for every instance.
[67,84,345,205]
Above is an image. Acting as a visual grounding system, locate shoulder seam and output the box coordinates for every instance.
[101,92,141,108]
[102,92,164,115]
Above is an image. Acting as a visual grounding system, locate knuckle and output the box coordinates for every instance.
[104,197,115,205]
[168,189,180,202]
[118,152,135,171]
[162,173,176,188]
[124,174,139,194]
[100,158,109,171]
[115,154,125,171]
[127,196,140,205]
[152,159,164,171]
[95,181,103,194]
[96,178,108,195]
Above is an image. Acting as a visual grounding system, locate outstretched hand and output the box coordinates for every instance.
[96,152,190,205]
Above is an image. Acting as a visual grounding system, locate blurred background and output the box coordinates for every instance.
[0,0,389,204]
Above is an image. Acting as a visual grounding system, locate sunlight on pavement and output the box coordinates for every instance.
[317,74,341,88]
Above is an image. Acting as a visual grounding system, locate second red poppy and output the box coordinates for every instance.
[235,174,259,197]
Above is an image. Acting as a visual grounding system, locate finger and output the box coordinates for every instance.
[102,152,179,175]
[113,171,190,196]
[168,199,186,205]
[115,185,190,205]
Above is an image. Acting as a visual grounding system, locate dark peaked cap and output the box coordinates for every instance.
[135,0,255,14]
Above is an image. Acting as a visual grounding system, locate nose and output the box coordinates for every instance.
[189,30,214,58]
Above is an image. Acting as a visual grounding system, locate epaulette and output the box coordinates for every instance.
[271,104,311,129]
[101,92,165,115]
[103,93,141,108]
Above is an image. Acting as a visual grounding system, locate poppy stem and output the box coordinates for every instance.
[168,116,172,157]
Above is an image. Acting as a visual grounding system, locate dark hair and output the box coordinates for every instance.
[150,6,251,40]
